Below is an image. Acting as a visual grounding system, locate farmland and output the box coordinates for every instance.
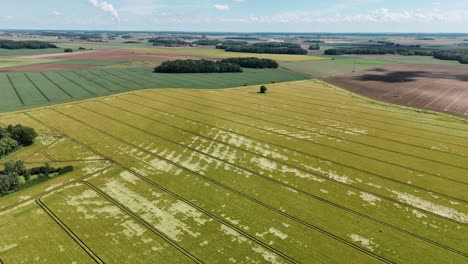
[131,47,325,62]
[0,68,307,112]
[328,64,468,117]
[0,80,467,263]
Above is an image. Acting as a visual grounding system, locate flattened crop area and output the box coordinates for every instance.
[1,80,467,263]
[328,64,468,117]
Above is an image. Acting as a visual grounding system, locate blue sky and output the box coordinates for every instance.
[1,0,468,32]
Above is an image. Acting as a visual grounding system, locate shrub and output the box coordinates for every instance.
[64,48,73,53]
[259,85,268,93]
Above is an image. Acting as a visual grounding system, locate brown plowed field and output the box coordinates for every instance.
[327,64,468,117]
[22,49,217,61]
[0,63,95,72]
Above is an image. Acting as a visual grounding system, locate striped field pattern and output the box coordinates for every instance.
[0,80,467,263]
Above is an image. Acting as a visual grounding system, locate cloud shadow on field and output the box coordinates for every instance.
[355,70,468,83]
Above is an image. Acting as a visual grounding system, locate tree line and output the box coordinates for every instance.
[154,57,280,73]
[0,160,74,196]
[154,59,242,73]
[0,40,57,50]
[220,58,278,68]
[148,38,188,47]
[0,125,38,158]
[218,42,308,55]
[324,46,468,64]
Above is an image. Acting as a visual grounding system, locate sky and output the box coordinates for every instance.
[1,0,468,32]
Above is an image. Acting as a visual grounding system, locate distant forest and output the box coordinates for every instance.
[0,40,57,49]
[218,42,308,55]
[154,58,278,73]
[154,59,242,73]
[325,45,468,64]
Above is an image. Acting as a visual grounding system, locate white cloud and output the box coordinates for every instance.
[215,4,230,11]
[52,10,62,16]
[89,0,119,19]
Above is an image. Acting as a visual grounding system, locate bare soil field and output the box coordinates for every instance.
[22,49,217,62]
[0,63,95,72]
[327,64,468,117]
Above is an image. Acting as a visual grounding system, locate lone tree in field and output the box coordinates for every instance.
[259,85,268,94]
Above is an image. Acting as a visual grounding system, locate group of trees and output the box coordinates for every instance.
[433,50,468,64]
[193,39,221,46]
[220,57,278,68]
[324,46,468,64]
[0,40,57,50]
[0,160,74,196]
[218,42,308,55]
[148,38,188,47]
[154,59,242,73]
[309,44,320,50]
[154,57,279,73]
[0,125,37,157]
[324,47,433,56]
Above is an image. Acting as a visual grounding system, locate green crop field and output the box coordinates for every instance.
[131,47,326,62]
[0,58,60,69]
[0,48,64,56]
[280,58,392,77]
[0,68,307,112]
[0,80,467,263]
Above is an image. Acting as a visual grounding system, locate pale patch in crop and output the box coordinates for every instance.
[120,220,147,238]
[411,209,427,219]
[280,166,325,183]
[251,156,277,171]
[102,178,203,241]
[256,227,288,240]
[252,245,283,264]
[349,234,378,252]
[0,243,18,253]
[45,183,64,192]
[391,190,468,223]
[220,225,247,243]
[37,134,59,146]
[119,171,139,185]
[359,192,382,206]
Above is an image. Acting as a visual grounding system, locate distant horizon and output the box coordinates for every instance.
[2,1,468,33]
[2,29,468,35]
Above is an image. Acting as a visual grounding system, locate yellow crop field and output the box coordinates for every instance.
[0,80,467,263]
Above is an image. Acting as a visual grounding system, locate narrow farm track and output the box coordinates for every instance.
[207,88,468,157]
[36,197,105,264]
[131,93,468,203]
[55,72,98,96]
[23,73,51,102]
[39,72,74,98]
[49,107,393,264]
[81,100,468,257]
[167,89,468,171]
[24,113,306,264]
[5,74,24,105]
[79,181,203,264]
